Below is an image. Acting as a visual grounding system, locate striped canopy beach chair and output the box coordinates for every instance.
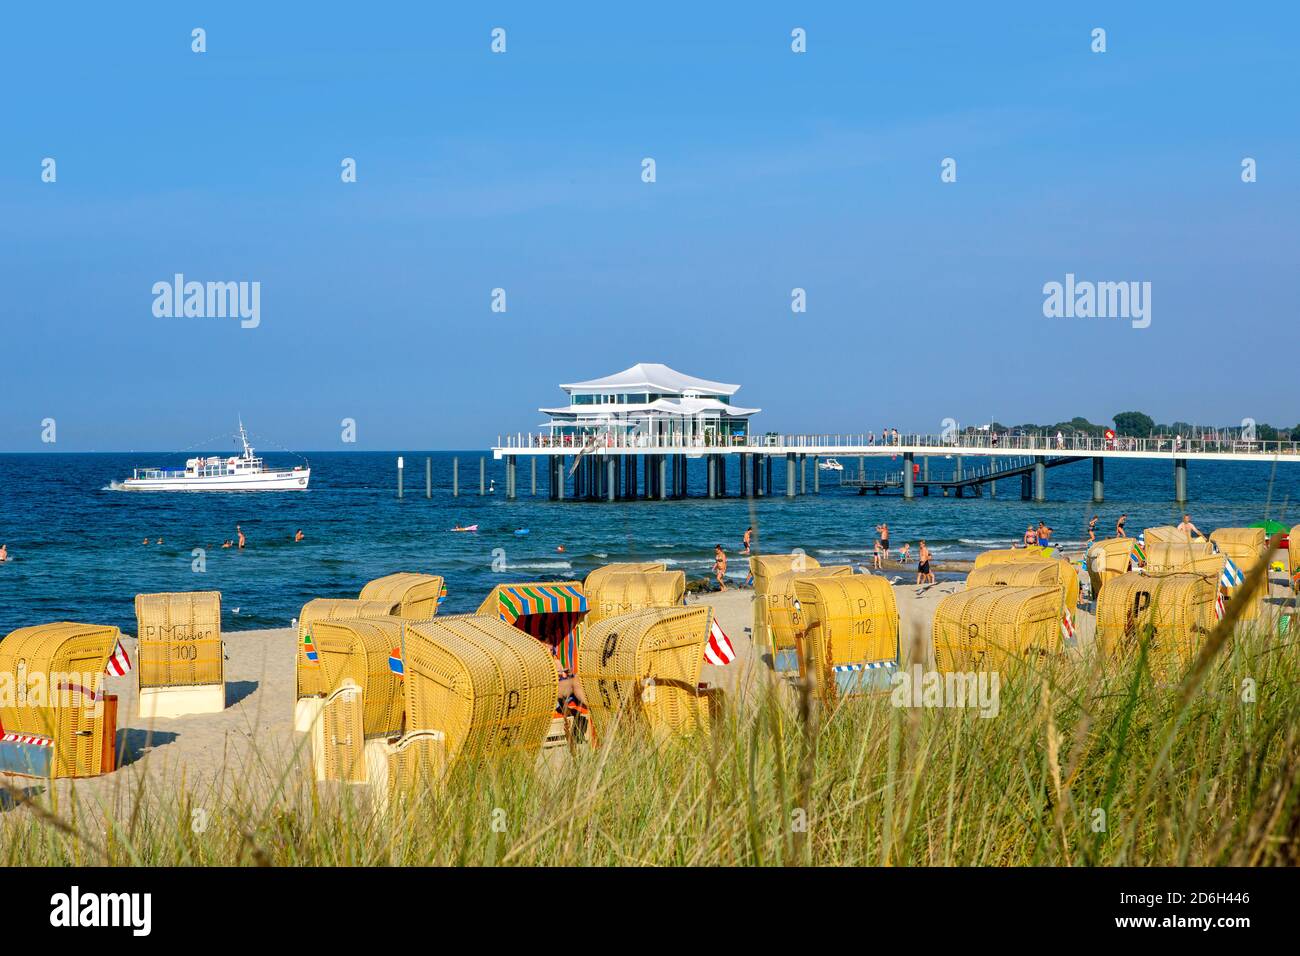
[476,582,588,673]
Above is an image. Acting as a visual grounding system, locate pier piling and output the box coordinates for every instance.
[453,457,459,496]
[1092,456,1104,503]
[479,458,486,496]
[1033,456,1046,502]
[397,456,404,498]
[786,453,796,498]
[1174,458,1188,504]
[903,452,914,499]
[425,457,432,498]
[531,457,537,496]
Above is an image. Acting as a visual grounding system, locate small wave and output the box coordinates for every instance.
[502,561,573,571]
[103,482,127,491]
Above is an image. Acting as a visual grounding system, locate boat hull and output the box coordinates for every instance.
[120,469,311,492]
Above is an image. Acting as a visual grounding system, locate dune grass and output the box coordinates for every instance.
[3,597,1297,867]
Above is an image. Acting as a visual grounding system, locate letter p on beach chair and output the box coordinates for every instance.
[578,606,721,741]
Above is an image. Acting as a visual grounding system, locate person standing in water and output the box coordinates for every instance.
[1176,513,1202,538]
[1087,515,1098,543]
[237,525,246,549]
[742,526,753,555]
[1116,513,1127,538]
[876,522,890,562]
[294,529,305,542]
[0,543,8,562]
[713,545,728,591]
[917,540,933,585]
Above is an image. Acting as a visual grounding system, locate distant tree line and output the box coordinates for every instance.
[969,412,1297,441]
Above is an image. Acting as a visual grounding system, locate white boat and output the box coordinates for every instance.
[818,457,844,471]
[120,422,310,491]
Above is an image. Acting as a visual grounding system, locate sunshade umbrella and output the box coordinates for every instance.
[1248,520,1289,536]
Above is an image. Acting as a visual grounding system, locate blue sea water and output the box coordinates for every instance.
[0,451,1296,636]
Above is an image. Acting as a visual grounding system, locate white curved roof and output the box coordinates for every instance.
[560,363,739,397]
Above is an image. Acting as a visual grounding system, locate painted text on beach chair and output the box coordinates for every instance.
[578,606,720,739]
[0,623,122,778]
[792,575,900,700]
[358,573,446,620]
[932,586,1064,673]
[583,562,667,596]
[134,591,225,718]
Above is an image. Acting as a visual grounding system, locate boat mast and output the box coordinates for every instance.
[237,417,254,459]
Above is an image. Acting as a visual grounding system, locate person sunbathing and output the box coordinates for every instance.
[555,656,588,713]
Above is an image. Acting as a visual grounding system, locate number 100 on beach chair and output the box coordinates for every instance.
[135,591,225,718]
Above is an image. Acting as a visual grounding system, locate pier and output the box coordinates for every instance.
[491,432,1300,504]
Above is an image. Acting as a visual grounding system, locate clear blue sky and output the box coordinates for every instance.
[2,2,1296,451]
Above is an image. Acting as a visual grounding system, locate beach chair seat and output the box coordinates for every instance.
[966,559,1080,610]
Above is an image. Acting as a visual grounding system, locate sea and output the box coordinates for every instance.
[0,451,1295,636]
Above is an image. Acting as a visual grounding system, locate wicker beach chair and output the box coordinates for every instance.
[311,618,407,740]
[972,546,1053,570]
[932,586,1063,673]
[1210,527,1269,621]
[1086,538,1135,601]
[0,623,122,778]
[1143,542,1223,577]
[585,570,685,626]
[578,606,718,740]
[761,566,853,672]
[583,562,667,596]
[1290,525,1300,592]
[1143,526,1188,546]
[295,598,401,731]
[792,575,899,700]
[1095,572,1218,675]
[398,615,559,768]
[134,591,224,717]
[966,559,1080,610]
[476,581,588,673]
[358,573,446,620]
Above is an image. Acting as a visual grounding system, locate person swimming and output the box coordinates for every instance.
[0,544,8,562]
[294,529,305,542]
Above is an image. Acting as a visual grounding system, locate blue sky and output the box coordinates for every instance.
[2,2,1297,451]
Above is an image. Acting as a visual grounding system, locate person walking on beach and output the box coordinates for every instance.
[713,545,728,591]
[876,522,890,561]
[237,525,246,549]
[1116,513,1127,538]
[1087,515,1098,543]
[917,540,933,585]
[898,543,911,565]
[1177,513,1202,538]
[1038,522,1053,549]
[741,526,753,555]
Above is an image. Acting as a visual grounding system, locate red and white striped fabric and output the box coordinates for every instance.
[1214,592,1225,621]
[104,639,132,677]
[2,732,53,747]
[1060,607,1075,642]
[703,617,736,666]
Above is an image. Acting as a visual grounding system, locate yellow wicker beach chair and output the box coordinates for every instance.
[1095,572,1218,675]
[578,606,718,740]
[1143,542,1223,578]
[749,552,821,595]
[1085,538,1134,601]
[972,546,1053,570]
[314,680,368,783]
[932,586,1063,673]
[398,615,559,768]
[792,575,899,701]
[585,570,685,626]
[311,618,407,740]
[134,591,224,718]
[358,572,446,620]
[1290,525,1300,592]
[0,623,122,778]
[1143,526,1201,546]
[1210,527,1269,621]
[583,562,667,595]
[966,559,1080,610]
[475,581,588,673]
[761,566,854,671]
[295,598,401,731]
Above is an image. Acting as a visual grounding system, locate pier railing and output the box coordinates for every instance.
[494,431,1300,458]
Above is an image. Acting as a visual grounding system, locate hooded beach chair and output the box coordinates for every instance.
[793,575,900,699]
[134,591,225,718]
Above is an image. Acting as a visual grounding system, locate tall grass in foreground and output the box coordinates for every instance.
[4,612,1297,866]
